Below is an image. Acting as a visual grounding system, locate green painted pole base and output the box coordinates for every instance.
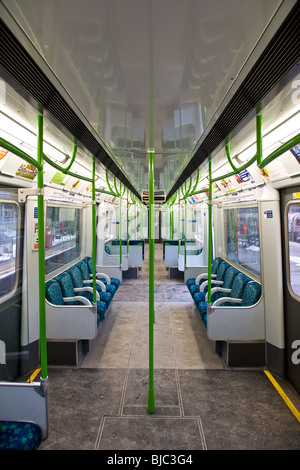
[148,388,155,414]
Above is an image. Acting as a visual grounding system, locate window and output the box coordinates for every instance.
[225,205,261,275]
[287,203,300,298]
[0,201,19,298]
[45,205,81,274]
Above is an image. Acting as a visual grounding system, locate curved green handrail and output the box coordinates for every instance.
[212,115,263,183]
[258,132,300,169]
[0,137,43,171]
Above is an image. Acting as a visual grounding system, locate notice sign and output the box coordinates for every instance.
[0,148,8,160]
[32,222,39,250]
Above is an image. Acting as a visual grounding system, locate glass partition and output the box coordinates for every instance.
[183,203,204,266]
[0,201,19,299]
[224,205,261,275]
[45,204,81,275]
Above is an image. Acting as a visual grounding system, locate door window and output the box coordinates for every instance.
[0,201,19,298]
[287,203,300,298]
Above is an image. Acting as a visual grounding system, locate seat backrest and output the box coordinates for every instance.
[211,257,223,274]
[222,266,239,289]
[55,272,75,297]
[67,265,84,289]
[241,281,261,306]
[45,279,64,305]
[77,260,89,280]
[216,261,230,281]
[230,273,251,299]
[86,257,93,275]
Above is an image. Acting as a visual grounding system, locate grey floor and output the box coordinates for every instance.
[40,244,300,450]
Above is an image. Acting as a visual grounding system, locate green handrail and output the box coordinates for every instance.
[0,137,43,171]
[211,114,263,184]
[258,132,300,169]
[105,169,118,197]
[92,155,97,305]
[127,188,129,254]
[148,149,155,414]
[37,113,47,381]
[207,155,213,306]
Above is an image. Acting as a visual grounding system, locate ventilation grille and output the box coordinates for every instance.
[167,1,300,200]
[0,18,140,199]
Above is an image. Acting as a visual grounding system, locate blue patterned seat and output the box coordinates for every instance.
[77,261,116,297]
[240,281,261,306]
[52,273,83,306]
[54,272,105,325]
[186,257,223,293]
[193,261,230,303]
[194,266,239,310]
[67,266,111,321]
[86,257,120,289]
[197,272,251,320]
[45,279,65,305]
[0,421,42,450]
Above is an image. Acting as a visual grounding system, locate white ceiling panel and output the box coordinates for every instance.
[2,0,292,193]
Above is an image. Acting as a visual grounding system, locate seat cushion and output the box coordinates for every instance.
[241,281,261,306]
[45,279,64,305]
[197,301,207,320]
[0,421,42,450]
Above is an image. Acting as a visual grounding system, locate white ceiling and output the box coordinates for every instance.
[2,0,294,193]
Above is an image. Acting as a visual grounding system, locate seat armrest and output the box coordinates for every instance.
[213,297,242,307]
[205,288,231,301]
[83,279,106,291]
[73,287,100,301]
[200,279,223,292]
[90,272,111,284]
[63,296,92,306]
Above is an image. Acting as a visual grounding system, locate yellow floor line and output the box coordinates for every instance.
[27,368,41,383]
[264,370,300,423]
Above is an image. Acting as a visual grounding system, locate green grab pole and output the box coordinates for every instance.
[213,115,263,184]
[258,132,300,169]
[92,156,97,305]
[36,113,47,380]
[188,168,200,196]
[64,136,77,172]
[207,155,213,306]
[127,188,129,254]
[105,169,118,197]
[148,149,155,414]
[178,203,180,254]
[119,200,122,266]
[0,137,43,171]
[184,197,187,266]
[256,115,263,167]
[95,188,119,197]
[42,136,77,174]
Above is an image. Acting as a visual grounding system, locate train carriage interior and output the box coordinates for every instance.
[0,0,300,452]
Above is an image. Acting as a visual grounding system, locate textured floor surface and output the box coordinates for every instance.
[39,244,300,450]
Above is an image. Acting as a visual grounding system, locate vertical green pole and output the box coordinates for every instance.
[256,115,263,167]
[207,155,213,305]
[92,156,97,304]
[119,199,122,266]
[127,189,129,253]
[184,198,187,266]
[37,113,47,380]
[147,0,155,414]
[178,204,180,254]
[148,149,155,414]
